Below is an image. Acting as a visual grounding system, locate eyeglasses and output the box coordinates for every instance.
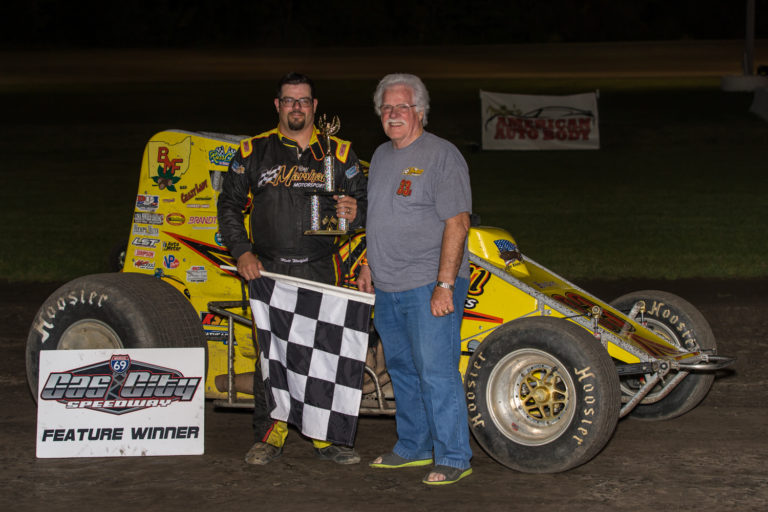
[279,97,313,108]
[380,104,416,116]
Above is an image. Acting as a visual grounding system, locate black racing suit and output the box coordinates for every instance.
[217,126,367,442]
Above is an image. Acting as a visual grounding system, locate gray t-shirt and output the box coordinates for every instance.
[366,131,472,292]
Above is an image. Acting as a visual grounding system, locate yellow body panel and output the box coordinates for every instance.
[127,130,255,398]
[459,227,691,376]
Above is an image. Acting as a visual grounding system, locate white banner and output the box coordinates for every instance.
[480,90,600,150]
[36,348,205,458]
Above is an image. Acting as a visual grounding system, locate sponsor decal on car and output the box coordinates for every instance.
[205,329,229,342]
[132,224,159,236]
[188,215,217,226]
[162,241,181,251]
[163,254,181,269]
[186,265,207,283]
[181,180,209,203]
[136,194,159,211]
[134,249,155,259]
[189,215,218,226]
[493,239,523,266]
[134,212,163,225]
[132,237,160,248]
[208,145,237,167]
[134,259,155,270]
[166,212,185,226]
[148,137,191,191]
[201,311,228,327]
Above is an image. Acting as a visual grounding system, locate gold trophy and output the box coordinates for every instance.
[304,114,348,235]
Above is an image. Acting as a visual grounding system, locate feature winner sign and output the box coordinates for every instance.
[480,90,599,150]
[36,348,204,458]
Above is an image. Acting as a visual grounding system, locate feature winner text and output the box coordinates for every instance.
[41,426,200,442]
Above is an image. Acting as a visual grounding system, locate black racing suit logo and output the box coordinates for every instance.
[258,164,326,188]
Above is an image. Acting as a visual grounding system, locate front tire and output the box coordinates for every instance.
[464,316,620,473]
[611,290,716,421]
[26,272,206,398]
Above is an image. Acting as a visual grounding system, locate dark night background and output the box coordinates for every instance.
[2,0,766,49]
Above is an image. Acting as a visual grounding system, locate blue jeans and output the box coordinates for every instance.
[373,278,472,470]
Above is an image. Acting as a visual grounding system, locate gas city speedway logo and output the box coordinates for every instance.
[40,354,201,415]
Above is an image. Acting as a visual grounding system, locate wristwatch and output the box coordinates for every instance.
[435,281,455,291]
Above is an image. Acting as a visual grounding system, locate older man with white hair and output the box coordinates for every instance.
[357,73,473,485]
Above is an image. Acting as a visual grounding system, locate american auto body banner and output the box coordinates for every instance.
[36,348,205,458]
[480,90,599,150]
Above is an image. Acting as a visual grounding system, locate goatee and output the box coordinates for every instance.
[288,118,306,131]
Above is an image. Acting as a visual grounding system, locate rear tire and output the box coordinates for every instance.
[611,290,716,421]
[26,272,206,398]
[465,316,620,473]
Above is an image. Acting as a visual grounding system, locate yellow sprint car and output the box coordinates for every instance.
[26,130,732,473]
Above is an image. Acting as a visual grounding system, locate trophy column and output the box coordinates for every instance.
[305,114,348,236]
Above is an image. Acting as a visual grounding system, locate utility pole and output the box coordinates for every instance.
[744,0,755,75]
[723,0,766,90]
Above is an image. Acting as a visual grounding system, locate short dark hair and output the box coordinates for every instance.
[276,72,315,99]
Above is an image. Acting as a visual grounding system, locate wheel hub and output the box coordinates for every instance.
[531,386,550,403]
[487,348,575,446]
[515,364,568,424]
[58,319,123,350]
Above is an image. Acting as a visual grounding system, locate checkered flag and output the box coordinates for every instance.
[248,272,374,446]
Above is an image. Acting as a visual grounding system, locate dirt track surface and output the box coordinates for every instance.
[2,279,767,511]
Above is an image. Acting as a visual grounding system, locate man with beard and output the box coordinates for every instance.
[217,72,367,465]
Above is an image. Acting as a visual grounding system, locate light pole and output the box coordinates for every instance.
[744,0,755,75]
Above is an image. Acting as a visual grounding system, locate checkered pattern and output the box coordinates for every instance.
[257,165,281,187]
[249,274,373,446]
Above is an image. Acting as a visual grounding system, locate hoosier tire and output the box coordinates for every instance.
[464,316,620,473]
[26,272,207,398]
[611,290,716,421]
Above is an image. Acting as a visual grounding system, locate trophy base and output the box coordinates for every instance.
[304,229,348,236]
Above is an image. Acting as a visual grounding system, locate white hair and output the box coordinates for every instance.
[373,73,430,126]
